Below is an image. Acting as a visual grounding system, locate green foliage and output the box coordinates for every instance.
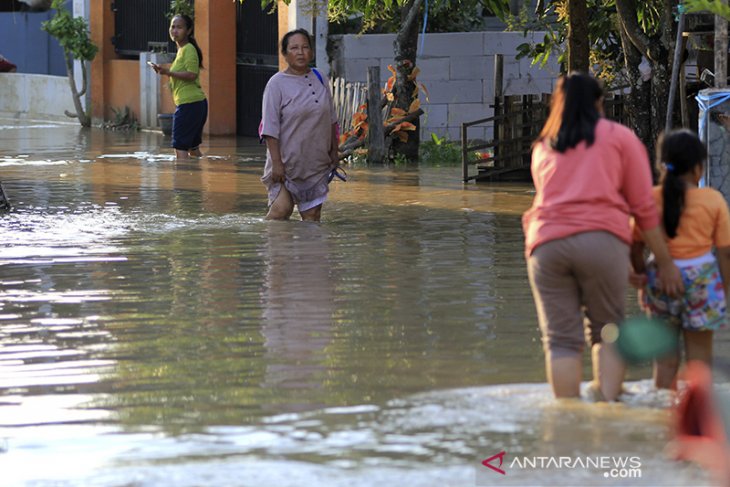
[326,0,510,33]
[402,0,509,33]
[102,106,139,131]
[419,133,462,164]
[242,0,510,32]
[508,0,662,86]
[168,0,195,20]
[391,152,410,165]
[684,0,730,19]
[41,0,97,62]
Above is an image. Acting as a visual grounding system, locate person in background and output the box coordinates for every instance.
[0,54,17,73]
[523,72,683,402]
[631,129,730,389]
[149,14,207,160]
[259,28,340,222]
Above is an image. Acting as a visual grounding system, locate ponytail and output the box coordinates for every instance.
[656,129,706,238]
[189,35,204,70]
[661,169,685,239]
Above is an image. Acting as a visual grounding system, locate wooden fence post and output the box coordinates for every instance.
[367,66,386,163]
[493,54,504,163]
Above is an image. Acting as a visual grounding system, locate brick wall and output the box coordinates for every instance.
[329,32,560,142]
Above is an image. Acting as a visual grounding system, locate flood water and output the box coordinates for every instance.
[0,119,722,486]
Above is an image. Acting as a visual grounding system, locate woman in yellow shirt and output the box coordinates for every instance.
[150,14,208,160]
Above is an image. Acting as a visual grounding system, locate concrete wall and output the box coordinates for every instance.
[0,9,66,76]
[329,31,560,141]
[0,73,76,121]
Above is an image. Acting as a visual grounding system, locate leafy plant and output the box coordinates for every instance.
[168,0,194,20]
[332,0,509,34]
[684,0,730,19]
[338,62,427,160]
[391,152,409,165]
[419,133,462,165]
[102,106,139,131]
[41,0,97,127]
[508,0,658,87]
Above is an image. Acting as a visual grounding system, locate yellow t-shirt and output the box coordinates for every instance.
[169,43,206,106]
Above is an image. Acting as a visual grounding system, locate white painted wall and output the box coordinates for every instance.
[0,73,76,121]
[330,31,561,141]
[72,0,90,112]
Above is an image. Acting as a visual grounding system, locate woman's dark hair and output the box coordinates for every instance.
[657,129,706,238]
[175,14,204,69]
[281,28,313,55]
[536,72,604,152]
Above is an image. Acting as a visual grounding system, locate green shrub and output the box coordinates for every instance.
[419,133,462,165]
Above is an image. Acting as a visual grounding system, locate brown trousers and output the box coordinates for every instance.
[527,231,629,358]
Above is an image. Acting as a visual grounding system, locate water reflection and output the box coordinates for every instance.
[261,222,334,409]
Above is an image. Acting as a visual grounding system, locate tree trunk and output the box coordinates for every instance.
[619,26,652,148]
[392,0,422,161]
[65,53,90,127]
[616,0,674,168]
[567,0,590,72]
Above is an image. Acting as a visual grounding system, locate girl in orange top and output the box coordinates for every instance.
[631,129,730,389]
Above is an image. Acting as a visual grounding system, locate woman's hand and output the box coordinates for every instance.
[641,226,684,297]
[148,62,169,76]
[329,148,339,169]
[655,260,683,298]
[271,160,285,183]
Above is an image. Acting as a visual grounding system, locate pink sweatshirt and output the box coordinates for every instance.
[523,119,659,256]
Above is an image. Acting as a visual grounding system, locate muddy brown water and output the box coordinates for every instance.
[0,120,719,486]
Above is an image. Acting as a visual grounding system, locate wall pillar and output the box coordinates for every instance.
[314,2,329,77]
[278,0,328,75]
[195,0,237,135]
[72,0,90,111]
[278,1,289,71]
[89,0,115,123]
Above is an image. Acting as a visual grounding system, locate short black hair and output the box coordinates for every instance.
[281,28,313,55]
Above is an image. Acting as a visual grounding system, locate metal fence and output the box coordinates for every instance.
[462,91,626,183]
[112,0,171,57]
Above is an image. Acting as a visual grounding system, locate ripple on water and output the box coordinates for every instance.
[0,381,712,487]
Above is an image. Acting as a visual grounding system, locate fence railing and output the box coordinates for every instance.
[331,77,367,136]
[462,91,626,183]
[112,0,171,57]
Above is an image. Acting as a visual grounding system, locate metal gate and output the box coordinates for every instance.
[236,1,278,136]
[112,0,172,57]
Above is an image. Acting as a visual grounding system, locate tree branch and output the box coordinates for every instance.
[78,60,87,98]
[615,0,652,59]
[384,108,424,133]
[338,109,425,160]
[395,0,424,47]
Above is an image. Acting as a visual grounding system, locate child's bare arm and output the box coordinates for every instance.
[716,246,730,293]
[630,241,647,274]
[629,241,648,289]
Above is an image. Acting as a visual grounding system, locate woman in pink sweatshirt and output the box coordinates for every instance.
[523,72,683,401]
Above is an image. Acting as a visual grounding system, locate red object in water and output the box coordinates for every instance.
[672,360,730,485]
